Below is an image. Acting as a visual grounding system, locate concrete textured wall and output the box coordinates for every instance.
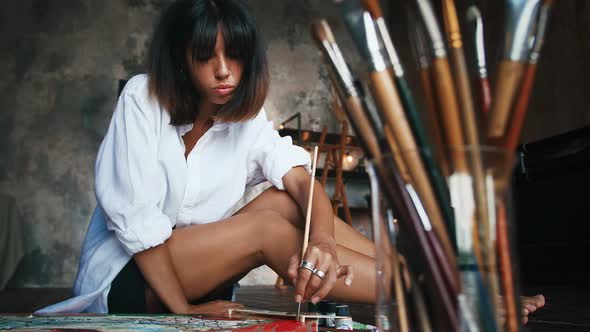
[1,0,588,288]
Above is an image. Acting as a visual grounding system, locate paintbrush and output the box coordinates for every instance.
[488,0,541,138]
[366,156,458,331]
[504,0,553,152]
[361,0,456,255]
[340,2,457,275]
[414,0,497,328]
[497,3,553,331]
[441,0,500,329]
[310,20,382,162]
[467,5,492,121]
[313,16,457,330]
[296,146,319,321]
[407,8,451,179]
[311,20,415,331]
[496,202,519,332]
[414,0,467,170]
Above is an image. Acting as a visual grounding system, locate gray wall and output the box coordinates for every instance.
[1,0,588,288]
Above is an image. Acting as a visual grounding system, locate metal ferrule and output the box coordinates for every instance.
[363,12,388,72]
[479,66,488,79]
[410,9,432,70]
[416,0,447,58]
[322,40,358,98]
[468,6,488,77]
[376,18,404,77]
[504,0,541,61]
[529,1,552,64]
[331,43,359,97]
[418,55,430,69]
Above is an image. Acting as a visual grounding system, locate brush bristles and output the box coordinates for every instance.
[361,0,383,19]
[466,5,481,22]
[310,20,329,47]
[321,20,336,44]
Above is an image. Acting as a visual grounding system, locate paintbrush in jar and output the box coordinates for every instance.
[488,0,541,139]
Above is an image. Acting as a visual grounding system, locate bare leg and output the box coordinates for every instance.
[235,186,375,258]
[159,209,375,305]
[234,187,546,323]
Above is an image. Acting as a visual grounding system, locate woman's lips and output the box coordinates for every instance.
[213,85,234,96]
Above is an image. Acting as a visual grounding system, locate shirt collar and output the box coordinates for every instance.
[210,121,230,132]
[175,120,229,136]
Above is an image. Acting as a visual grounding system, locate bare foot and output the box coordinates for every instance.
[497,294,545,325]
[520,294,545,324]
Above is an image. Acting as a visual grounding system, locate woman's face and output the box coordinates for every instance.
[186,28,243,107]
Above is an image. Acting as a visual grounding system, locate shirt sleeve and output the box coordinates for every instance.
[94,76,172,255]
[247,109,311,190]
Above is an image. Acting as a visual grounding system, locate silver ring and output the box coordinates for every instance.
[299,260,316,273]
[312,268,326,280]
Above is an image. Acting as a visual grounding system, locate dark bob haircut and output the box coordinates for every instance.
[148,0,269,125]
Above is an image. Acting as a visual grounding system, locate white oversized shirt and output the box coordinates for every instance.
[37,74,311,314]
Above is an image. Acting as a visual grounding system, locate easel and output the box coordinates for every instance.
[319,120,353,225]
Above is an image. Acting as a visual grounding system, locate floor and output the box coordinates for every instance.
[0,285,588,331]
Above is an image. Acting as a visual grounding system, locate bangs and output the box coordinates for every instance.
[189,1,256,62]
[149,0,268,126]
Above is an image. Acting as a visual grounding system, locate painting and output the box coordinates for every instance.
[0,314,317,331]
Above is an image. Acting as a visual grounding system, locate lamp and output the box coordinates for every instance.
[279,112,302,145]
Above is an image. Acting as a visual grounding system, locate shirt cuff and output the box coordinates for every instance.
[111,214,172,255]
[263,137,311,190]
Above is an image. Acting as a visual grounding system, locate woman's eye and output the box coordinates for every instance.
[194,56,212,62]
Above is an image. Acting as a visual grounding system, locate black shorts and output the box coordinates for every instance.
[107,258,237,313]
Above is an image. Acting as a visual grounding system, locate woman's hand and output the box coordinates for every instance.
[287,234,354,305]
[184,300,245,316]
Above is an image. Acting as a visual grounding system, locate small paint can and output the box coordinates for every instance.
[335,304,354,330]
[307,302,324,326]
[319,301,337,327]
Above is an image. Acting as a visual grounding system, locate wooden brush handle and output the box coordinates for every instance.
[431,57,467,172]
[397,76,456,248]
[504,64,537,151]
[497,203,518,332]
[442,0,462,49]
[384,124,411,183]
[375,216,410,332]
[450,47,496,297]
[419,68,450,178]
[375,158,458,331]
[479,77,492,116]
[370,69,456,268]
[343,95,382,161]
[496,64,538,190]
[488,60,525,138]
[449,47,480,147]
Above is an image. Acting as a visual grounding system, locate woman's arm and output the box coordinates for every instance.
[135,244,245,315]
[282,166,353,304]
[134,243,190,313]
[282,166,335,241]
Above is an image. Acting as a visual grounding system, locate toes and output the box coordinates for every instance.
[535,294,546,307]
[525,303,537,313]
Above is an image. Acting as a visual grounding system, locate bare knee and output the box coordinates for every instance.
[256,187,303,226]
[254,210,301,256]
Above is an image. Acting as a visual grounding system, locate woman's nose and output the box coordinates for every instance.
[214,55,231,80]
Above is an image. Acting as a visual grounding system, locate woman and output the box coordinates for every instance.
[38,0,376,315]
[39,0,544,322]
